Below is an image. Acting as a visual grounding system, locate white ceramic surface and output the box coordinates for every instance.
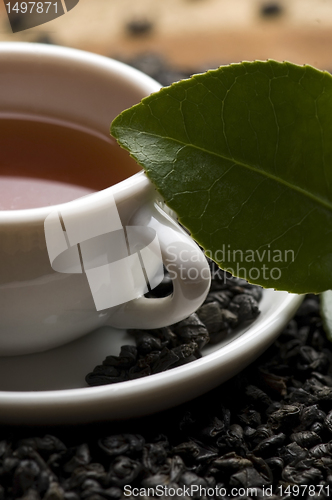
[0,43,210,355]
[0,289,303,425]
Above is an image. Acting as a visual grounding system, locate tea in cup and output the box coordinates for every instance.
[0,43,211,356]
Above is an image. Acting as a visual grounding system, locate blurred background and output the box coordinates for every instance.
[1,0,332,83]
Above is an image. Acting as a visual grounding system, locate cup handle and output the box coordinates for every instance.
[107,200,211,329]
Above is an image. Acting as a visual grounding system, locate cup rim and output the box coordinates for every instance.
[0,42,161,222]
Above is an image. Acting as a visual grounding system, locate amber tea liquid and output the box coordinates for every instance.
[0,116,140,210]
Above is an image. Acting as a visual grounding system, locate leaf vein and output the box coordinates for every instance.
[122,128,332,213]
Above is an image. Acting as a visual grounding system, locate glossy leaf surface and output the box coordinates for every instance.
[111,60,332,293]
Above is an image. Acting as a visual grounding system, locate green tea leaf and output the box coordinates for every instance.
[111,60,332,294]
[321,290,332,342]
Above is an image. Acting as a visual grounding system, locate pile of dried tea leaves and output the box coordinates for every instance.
[1,293,331,499]
[85,262,262,386]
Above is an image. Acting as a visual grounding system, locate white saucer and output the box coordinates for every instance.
[0,290,303,425]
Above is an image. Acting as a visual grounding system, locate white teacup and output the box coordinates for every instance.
[0,43,211,356]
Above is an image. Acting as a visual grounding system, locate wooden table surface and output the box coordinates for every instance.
[0,0,332,73]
